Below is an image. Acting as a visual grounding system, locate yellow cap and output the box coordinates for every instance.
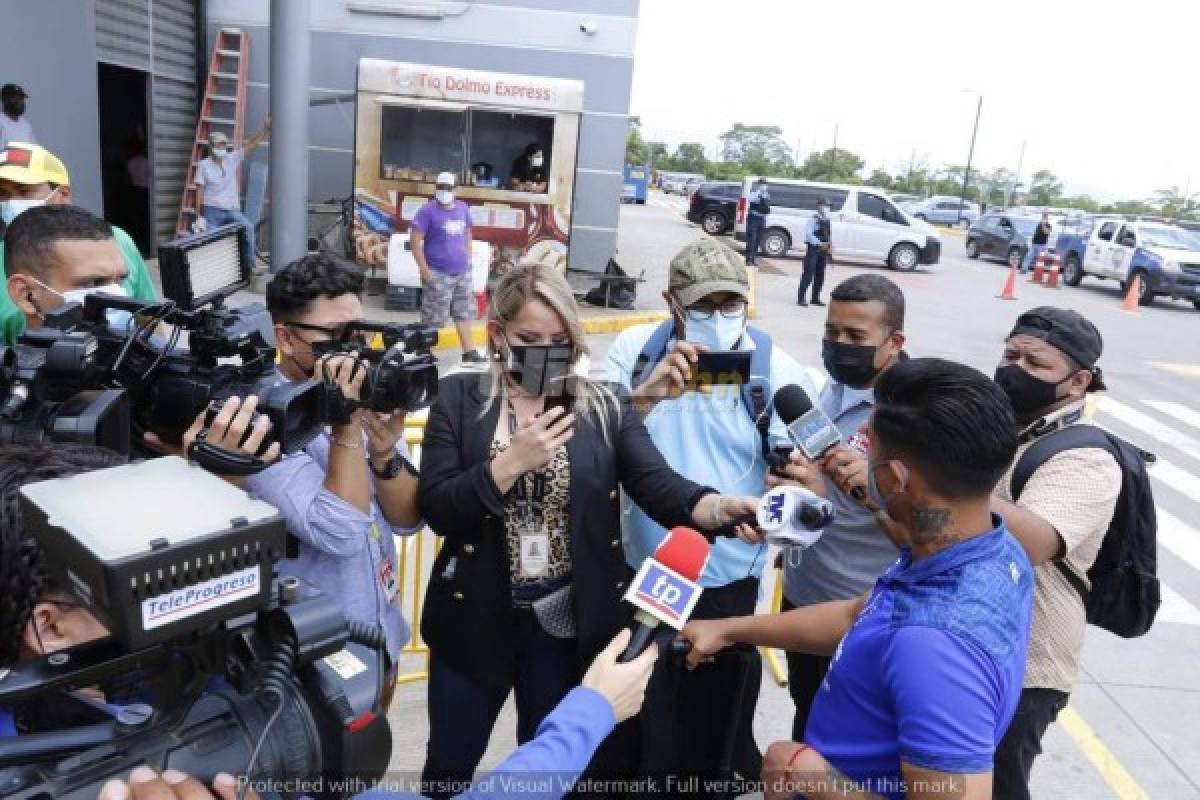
[0,142,71,186]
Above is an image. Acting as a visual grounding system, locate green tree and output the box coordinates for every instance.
[797,148,865,183]
[673,142,708,175]
[645,141,670,171]
[1028,169,1064,206]
[1102,199,1155,215]
[866,169,893,190]
[625,116,646,165]
[1060,195,1100,213]
[719,123,794,175]
[985,168,1016,206]
[893,161,933,196]
[1150,185,1199,219]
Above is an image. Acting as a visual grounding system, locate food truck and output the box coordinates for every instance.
[352,58,584,288]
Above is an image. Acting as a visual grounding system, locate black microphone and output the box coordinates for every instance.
[773,385,866,501]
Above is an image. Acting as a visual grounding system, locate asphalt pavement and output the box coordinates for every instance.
[386,194,1200,798]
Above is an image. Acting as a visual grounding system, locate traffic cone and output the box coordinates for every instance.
[1030,252,1045,284]
[1122,274,1141,312]
[998,264,1018,300]
[1045,255,1061,289]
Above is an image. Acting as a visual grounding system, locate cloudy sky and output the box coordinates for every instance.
[630,0,1195,202]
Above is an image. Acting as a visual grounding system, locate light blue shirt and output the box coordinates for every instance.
[244,428,422,662]
[805,213,828,247]
[606,323,823,587]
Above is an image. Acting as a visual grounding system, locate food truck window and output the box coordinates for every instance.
[468,110,555,191]
[380,105,465,181]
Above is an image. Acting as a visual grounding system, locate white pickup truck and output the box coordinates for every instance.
[1056,218,1200,309]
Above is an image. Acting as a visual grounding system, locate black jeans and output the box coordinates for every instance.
[582,576,763,798]
[993,688,1070,800]
[781,598,831,741]
[745,215,766,263]
[798,246,828,303]
[422,608,578,800]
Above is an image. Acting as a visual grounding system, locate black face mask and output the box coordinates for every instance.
[994,364,1069,418]
[822,339,882,388]
[4,100,24,117]
[505,340,574,396]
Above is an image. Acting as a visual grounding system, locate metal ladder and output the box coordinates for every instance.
[175,28,249,235]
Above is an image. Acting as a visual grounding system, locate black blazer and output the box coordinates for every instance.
[418,372,707,687]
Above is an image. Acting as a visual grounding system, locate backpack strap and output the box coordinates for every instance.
[1011,423,1120,604]
[631,321,675,391]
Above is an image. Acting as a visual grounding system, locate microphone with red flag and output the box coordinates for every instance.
[618,526,711,663]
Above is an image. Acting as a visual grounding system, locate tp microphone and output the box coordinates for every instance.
[619,527,711,663]
[755,485,834,548]
[774,384,866,502]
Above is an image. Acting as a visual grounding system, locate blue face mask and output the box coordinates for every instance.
[685,309,746,350]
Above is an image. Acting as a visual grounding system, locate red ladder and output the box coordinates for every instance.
[175,28,249,235]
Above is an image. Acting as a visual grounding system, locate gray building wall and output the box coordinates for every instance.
[206,0,638,272]
[0,0,104,215]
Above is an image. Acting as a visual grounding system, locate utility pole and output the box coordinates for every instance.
[958,95,982,224]
[828,122,839,181]
[1009,140,1025,207]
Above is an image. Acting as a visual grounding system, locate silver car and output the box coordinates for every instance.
[909,197,980,228]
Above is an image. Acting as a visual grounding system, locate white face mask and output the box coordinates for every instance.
[530,156,544,168]
[435,189,455,205]
[35,278,132,332]
[685,309,746,351]
[1,186,61,226]
[211,145,228,158]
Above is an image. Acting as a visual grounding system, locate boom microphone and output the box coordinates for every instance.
[774,385,866,501]
[618,527,711,663]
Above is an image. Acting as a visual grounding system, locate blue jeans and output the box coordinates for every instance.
[745,214,766,263]
[1021,243,1045,274]
[421,608,578,800]
[201,205,256,268]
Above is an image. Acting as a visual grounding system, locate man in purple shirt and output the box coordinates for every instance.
[411,172,484,365]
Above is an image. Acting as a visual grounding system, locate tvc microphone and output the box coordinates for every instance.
[755,485,834,548]
[774,384,866,501]
[618,526,711,663]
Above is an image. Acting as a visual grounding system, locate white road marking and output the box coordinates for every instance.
[1157,583,1200,626]
[1148,457,1200,499]
[1144,400,1200,435]
[1097,397,1200,462]
[1156,507,1200,573]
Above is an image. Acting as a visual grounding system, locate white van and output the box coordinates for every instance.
[734,177,941,271]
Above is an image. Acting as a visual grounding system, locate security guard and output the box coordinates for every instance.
[744,177,770,266]
[798,197,833,306]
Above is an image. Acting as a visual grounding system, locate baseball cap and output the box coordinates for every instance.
[0,143,70,186]
[1,84,28,100]
[1008,306,1106,390]
[435,171,457,188]
[669,239,749,307]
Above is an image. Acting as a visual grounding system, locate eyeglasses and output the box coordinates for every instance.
[685,299,747,319]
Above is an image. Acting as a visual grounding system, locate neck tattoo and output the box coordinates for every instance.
[909,503,960,549]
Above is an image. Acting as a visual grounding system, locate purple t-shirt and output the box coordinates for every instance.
[411,199,472,275]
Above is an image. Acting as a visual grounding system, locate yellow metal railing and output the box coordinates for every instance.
[761,564,789,687]
[394,416,438,685]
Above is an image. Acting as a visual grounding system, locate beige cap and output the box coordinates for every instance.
[668,239,749,307]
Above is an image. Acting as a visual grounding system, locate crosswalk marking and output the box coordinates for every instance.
[1149,361,1200,379]
[1143,400,1200,435]
[1158,583,1200,626]
[1157,508,1200,573]
[1147,456,1200,499]
[1097,397,1200,462]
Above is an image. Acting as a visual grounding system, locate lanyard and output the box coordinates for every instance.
[507,402,547,524]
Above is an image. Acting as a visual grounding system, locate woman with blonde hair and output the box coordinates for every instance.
[417,261,759,794]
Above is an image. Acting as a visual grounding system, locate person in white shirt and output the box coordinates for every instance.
[193,119,269,266]
[0,85,34,150]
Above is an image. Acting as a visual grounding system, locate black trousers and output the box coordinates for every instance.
[993,688,1070,800]
[581,576,763,798]
[781,598,831,741]
[745,215,766,264]
[798,246,828,302]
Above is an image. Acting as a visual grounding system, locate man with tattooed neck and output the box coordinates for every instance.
[682,358,1034,800]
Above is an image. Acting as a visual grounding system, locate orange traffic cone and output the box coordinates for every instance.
[1045,254,1061,289]
[1122,274,1141,312]
[1030,252,1045,283]
[998,265,1018,300]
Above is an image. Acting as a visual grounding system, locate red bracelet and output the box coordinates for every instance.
[786,743,812,770]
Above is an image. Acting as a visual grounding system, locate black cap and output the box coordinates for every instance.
[1,84,27,100]
[1008,306,1107,390]
[817,196,831,206]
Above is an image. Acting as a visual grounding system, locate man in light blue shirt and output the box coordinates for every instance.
[798,197,833,306]
[605,238,820,787]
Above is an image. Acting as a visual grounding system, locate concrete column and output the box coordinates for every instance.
[268,0,310,271]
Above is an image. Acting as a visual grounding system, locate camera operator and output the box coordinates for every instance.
[191,254,422,707]
[4,204,142,336]
[0,443,126,735]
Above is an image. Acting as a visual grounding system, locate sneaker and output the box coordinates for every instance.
[811,299,826,307]
[797,299,809,307]
[461,350,488,365]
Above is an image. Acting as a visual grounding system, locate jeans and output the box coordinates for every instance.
[421,608,578,800]
[1021,243,1046,274]
[201,205,256,268]
[993,687,1070,800]
[798,245,828,302]
[745,214,766,263]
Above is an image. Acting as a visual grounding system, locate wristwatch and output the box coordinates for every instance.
[370,452,416,480]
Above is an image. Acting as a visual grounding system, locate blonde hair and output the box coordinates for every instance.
[482,262,618,441]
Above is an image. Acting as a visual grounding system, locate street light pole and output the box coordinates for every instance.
[1009,139,1025,208]
[828,122,839,181]
[958,95,982,225]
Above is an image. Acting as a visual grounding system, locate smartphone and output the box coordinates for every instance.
[694,350,752,386]
[543,376,576,416]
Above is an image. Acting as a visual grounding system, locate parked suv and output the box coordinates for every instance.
[966,214,1051,268]
[686,181,741,235]
[910,197,980,227]
[733,177,941,271]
